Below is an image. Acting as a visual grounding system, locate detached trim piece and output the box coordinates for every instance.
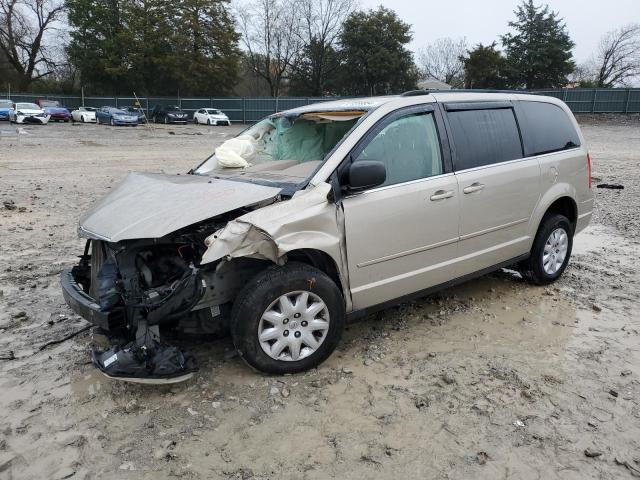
[444,101,513,112]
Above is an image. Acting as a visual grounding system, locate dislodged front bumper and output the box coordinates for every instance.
[60,268,124,331]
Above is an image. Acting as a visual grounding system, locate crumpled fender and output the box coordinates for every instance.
[201,182,351,309]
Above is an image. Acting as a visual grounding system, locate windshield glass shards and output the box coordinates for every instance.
[194,111,366,183]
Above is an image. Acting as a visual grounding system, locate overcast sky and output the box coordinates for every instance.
[359,0,640,64]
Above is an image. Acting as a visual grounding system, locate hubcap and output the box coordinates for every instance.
[258,291,330,362]
[542,228,569,275]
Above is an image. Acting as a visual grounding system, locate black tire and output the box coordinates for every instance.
[207,119,211,125]
[519,213,573,285]
[230,262,345,374]
[110,118,115,126]
[194,117,198,124]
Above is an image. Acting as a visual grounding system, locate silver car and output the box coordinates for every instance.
[62,91,593,379]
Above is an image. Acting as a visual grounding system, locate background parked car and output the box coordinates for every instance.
[150,104,188,124]
[122,106,148,123]
[0,99,12,120]
[71,106,97,123]
[193,108,231,126]
[9,102,50,124]
[36,99,71,122]
[96,106,138,126]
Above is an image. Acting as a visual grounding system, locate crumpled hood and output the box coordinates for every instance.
[79,172,281,242]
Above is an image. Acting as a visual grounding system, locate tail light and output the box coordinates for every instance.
[587,152,592,189]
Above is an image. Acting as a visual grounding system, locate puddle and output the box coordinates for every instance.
[572,224,628,255]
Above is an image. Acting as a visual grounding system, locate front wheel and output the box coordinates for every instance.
[231,262,345,374]
[519,213,573,285]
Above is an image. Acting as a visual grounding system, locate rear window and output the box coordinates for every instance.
[448,108,523,170]
[519,101,580,156]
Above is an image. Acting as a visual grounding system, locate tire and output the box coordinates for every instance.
[164,116,168,124]
[519,213,573,285]
[110,118,115,126]
[194,116,198,124]
[231,262,345,374]
[207,119,211,125]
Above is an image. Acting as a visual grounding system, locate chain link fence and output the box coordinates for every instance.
[2,89,639,121]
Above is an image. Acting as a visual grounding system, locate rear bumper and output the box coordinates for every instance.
[60,268,124,331]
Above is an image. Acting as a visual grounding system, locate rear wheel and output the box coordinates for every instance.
[230,262,345,374]
[194,116,198,124]
[110,118,115,126]
[519,213,573,285]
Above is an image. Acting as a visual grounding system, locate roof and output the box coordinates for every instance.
[275,96,397,116]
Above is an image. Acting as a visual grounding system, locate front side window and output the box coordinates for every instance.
[448,108,523,170]
[354,112,443,187]
[520,101,581,156]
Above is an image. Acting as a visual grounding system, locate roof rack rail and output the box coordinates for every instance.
[401,89,533,97]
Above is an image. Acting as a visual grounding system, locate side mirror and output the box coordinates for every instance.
[345,160,386,192]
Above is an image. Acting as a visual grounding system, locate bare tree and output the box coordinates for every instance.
[594,24,640,87]
[236,0,301,97]
[293,0,355,95]
[418,37,468,88]
[0,0,65,90]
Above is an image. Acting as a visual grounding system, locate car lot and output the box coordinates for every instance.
[0,117,639,479]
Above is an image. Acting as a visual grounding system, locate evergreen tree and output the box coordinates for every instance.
[501,0,575,89]
[337,7,418,96]
[66,0,240,95]
[173,0,241,96]
[461,43,509,89]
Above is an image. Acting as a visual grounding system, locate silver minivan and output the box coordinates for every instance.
[62,91,594,380]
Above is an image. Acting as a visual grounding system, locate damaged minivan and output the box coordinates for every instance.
[62,91,594,382]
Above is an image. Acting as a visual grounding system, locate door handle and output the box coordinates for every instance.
[463,182,485,194]
[430,190,454,201]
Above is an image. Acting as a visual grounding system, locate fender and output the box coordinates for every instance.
[200,182,353,311]
[527,181,578,247]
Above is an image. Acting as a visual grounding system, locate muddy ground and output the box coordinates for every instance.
[0,116,639,480]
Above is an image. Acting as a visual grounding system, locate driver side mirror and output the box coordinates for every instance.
[344,160,386,192]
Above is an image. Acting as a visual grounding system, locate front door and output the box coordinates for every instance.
[341,106,460,310]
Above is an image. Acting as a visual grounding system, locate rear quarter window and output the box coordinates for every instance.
[519,101,581,156]
[447,108,523,171]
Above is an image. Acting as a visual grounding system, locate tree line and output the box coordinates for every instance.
[0,0,638,96]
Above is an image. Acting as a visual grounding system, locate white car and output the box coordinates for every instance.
[193,108,230,126]
[9,102,50,124]
[71,106,97,123]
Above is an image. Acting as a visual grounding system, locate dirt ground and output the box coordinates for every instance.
[0,116,639,480]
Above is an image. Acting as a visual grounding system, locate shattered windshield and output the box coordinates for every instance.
[194,111,365,183]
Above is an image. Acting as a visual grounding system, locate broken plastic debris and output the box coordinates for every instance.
[92,341,197,384]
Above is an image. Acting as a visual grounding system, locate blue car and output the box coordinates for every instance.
[96,106,138,126]
[0,99,12,120]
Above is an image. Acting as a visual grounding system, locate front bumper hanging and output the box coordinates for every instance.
[60,268,125,331]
